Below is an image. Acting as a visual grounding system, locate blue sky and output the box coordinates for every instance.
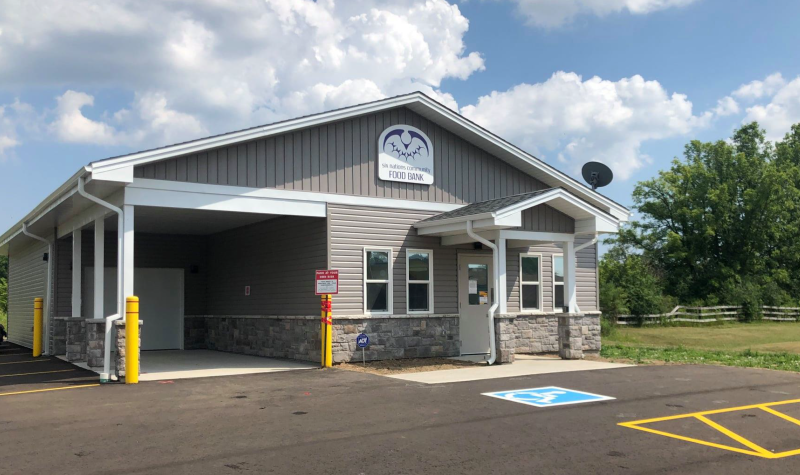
[2,0,800,232]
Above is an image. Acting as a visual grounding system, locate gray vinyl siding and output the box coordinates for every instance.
[328,204,459,316]
[134,106,550,204]
[575,236,599,312]
[506,236,598,313]
[7,240,48,348]
[518,205,575,233]
[206,216,327,315]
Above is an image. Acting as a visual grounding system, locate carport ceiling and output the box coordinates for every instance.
[107,207,277,235]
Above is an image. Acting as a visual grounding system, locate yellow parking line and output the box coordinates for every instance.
[621,398,800,424]
[759,406,800,427]
[0,353,32,357]
[0,359,48,365]
[0,384,99,397]
[618,421,764,457]
[695,414,772,456]
[0,369,77,378]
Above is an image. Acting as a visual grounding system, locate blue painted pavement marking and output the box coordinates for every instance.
[482,386,615,408]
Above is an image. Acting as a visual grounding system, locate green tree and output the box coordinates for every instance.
[621,122,798,305]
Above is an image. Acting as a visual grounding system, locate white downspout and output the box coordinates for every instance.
[77,177,124,383]
[466,221,498,365]
[571,234,599,314]
[21,223,53,355]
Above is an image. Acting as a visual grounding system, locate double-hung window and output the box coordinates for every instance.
[553,254,565,312]
[520,254,541,311]
[407,250,433,314]
[364,248,392,314]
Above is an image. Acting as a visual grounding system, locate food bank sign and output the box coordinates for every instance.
[378,125,434,185]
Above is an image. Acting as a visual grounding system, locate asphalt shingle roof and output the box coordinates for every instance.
[418,189,557,223]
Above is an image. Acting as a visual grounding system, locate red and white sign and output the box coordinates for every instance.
[315,270,339,295]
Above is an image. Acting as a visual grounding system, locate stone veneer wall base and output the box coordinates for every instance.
[184,315,460,363]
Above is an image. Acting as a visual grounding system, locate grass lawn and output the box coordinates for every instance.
[605,322,800,354]
[600,322,800,372]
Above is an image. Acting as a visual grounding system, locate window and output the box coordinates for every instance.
[407,250,433,313]
[520,254,541,311]
[468,263,490,305]
[553,254,565,312]
[364,248,392,313]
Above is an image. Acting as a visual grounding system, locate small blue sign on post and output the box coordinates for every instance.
[482,386,614,408]
[356,333,369,366]
[356,333,370,348]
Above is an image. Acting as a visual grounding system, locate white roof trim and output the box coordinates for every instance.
[414,188,619,236]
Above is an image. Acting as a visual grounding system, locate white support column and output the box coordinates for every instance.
[94,218,105,319]
[563,240,578,313]
[72,229,82,318]
[122,205,135,304]
[497,234,507,314]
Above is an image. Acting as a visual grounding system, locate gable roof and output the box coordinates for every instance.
[88,91,629,220]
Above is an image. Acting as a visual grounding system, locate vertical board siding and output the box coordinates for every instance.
[328,204,458,316]
[518,205,575,233]
[506,235,598,313]
[7,240,48,347]
[55,237,72,316]
[134,106,550,205]
[206,216,327,315]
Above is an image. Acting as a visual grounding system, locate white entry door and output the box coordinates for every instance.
[84,267,184,350]
[458,255,494,355]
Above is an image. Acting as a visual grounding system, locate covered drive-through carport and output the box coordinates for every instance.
[2,173,327,381]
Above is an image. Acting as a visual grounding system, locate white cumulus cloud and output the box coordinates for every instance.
[461,72,711,180]
[732,73,786,101]
[0,0,484,148]
[742,76,800,141]
[505,0,699,28]
[713,96,740,117]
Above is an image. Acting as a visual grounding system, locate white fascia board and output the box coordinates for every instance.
[499,230,574,243]
[575,216,618,234]
[414,212,495,229]
[416,218,500,236]
[91,165,133,183]
[128,178,463,213]
[124,187,327,218]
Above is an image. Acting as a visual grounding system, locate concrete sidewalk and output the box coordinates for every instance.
[387,355,631,384]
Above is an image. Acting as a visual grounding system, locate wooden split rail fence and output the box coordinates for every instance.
[616,305,800,325]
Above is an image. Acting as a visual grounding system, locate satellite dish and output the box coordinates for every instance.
[581,161,613,190]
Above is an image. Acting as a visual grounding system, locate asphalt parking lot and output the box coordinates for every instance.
[3,342,800,474]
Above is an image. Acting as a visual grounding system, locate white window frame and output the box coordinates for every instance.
[519,253,543,312]
[364,247,393,315]
[406,249,434,314]
[553,253,565,313]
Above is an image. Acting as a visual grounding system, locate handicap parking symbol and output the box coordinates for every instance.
[482,386,614,408]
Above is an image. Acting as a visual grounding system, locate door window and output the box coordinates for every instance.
[468,263,489,306]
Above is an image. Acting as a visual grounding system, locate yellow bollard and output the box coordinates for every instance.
[320,294,333,368]
[125,296,140,384]
[325,294,333,368]
[33,298,43,357]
